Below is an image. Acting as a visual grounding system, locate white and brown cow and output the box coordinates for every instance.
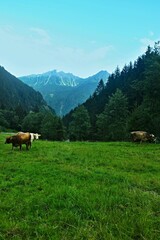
[18,132,41,148]
[30,133,41,143]
[130,131,156,143]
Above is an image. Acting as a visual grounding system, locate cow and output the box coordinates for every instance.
[30,133,41,142]
[17,132,41,148]
[130,131,156,143]
[5,132,31,150]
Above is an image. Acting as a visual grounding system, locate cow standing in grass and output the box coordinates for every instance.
[30,133,41,142]
[17,132,41,148]
[5,132,31,150]
[130,131,156,143]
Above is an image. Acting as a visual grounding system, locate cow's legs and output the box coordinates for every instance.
[26,143,29,150]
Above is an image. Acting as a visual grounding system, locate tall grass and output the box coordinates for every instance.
[0,134,160,239]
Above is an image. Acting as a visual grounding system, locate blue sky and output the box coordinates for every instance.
[0,0,159,77]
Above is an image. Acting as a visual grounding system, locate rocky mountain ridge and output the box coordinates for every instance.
[20,70,109,116]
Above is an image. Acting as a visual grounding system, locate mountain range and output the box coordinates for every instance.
[20,70,109,116]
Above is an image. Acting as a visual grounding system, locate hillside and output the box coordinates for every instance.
[20,70,109,116]
[63,43,160,140]
[0,66,49,112]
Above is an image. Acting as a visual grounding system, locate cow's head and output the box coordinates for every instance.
[34,133,41,140]
[5,136,12,144]
[149,134,156,143]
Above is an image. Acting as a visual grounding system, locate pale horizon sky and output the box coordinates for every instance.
[0,0,160,78]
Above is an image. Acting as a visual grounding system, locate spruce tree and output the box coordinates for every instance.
[96,89,129,141]
[69,105,91,141]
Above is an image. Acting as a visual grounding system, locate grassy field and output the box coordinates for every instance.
[0,133,160,240]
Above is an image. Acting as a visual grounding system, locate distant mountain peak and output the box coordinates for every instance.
[21,69,79,79]
[19,69,109,116]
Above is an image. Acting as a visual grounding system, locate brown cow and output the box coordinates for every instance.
[16,132,41,148]
[130,131,156,143]
[5,132,31,150]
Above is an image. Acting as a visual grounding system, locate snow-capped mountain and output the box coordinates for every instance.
[20,70,109,116]
[20,70,82,88]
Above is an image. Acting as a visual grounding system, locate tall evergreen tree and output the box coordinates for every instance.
[22,112,45,133]
[93,79,105,96]
[69,105,91,141]
[96,89,129,141]
[41,113,58,140]
[129,42,160,135]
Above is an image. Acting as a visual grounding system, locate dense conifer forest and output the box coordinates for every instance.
[1,43,160,141]
[63,42,160,141]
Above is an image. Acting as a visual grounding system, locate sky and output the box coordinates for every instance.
[0,0,160,78]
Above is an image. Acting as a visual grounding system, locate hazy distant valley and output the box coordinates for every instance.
[20,70,109,116]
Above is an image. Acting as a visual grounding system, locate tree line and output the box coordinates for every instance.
[0,106,65,141]
[63,42,160,141]
[1,43,160,141]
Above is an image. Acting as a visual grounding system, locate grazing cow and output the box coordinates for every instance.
[5,132,31,150]
[30,133,41,142]
[17,132,41,148]
[30,133,41,148]
[130,131,156,143]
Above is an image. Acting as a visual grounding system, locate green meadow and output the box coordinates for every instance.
[0,133,160,240]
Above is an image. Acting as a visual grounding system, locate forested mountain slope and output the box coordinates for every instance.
[0,66,55,132]
[0,66,49,112]
[63,43,160,140]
